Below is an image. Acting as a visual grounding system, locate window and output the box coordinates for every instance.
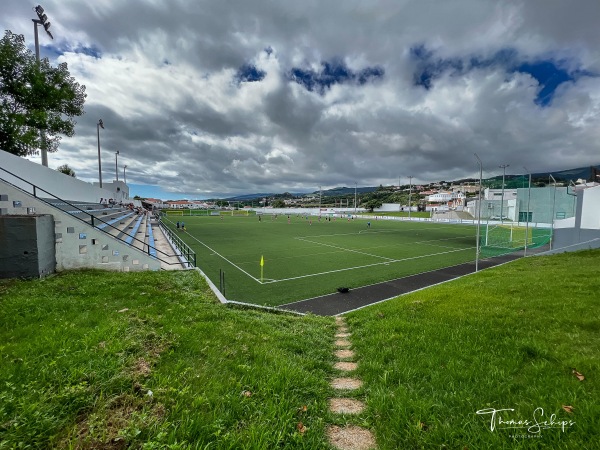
[519,212,532,222]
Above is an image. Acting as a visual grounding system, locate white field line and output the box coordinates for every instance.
[261,246,475,284]
[183,231,262,283]
[177,217,474,286]
[292,234,470,257]
[295,237,396,262]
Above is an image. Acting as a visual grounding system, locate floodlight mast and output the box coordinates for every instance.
[549,174,557,250]
[32,5,54,167]
[523,166,532,256]
[499,164,509,223]
[474,153,483,272]
[115,151,120,181]
[97,120,104,188]
[408,176,413,220]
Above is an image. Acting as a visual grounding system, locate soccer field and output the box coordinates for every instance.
[163,214,478,306]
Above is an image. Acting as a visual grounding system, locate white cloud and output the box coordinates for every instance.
[2,0,600,198]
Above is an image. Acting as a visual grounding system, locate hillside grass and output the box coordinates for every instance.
[347,249,600,449]
[0,270,335,449]
[1,250,598,448]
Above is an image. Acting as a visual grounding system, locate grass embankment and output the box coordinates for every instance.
[348,249,600,449]
[2,250,599,448]
[0,270,335,448]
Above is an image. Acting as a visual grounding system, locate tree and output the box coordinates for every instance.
[57,164,76,177]
[363,199,383,212]
[271,199,285,208]
[0,31,86,157]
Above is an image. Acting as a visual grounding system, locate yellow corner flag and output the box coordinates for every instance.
[260,255,264,282]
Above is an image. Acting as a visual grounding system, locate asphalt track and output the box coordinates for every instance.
[278,251,534,316]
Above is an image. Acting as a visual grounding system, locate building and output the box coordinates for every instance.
[466,186,577,223]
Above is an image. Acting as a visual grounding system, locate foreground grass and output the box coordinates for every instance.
[348,249,600,449]
[0,270,335,449]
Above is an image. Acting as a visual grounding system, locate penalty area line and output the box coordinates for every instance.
[182,231,264,284]
[261,246,475,284]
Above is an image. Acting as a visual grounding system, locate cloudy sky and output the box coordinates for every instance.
[2,0,600,199]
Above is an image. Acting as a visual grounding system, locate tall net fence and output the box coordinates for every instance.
[480,224,552,258]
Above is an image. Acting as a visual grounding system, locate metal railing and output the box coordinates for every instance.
[0,166,195,269]
[157,213,197,267]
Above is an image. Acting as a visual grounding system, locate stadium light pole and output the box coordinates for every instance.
[474,153,483,272]
[123,165,128,185]
[549,174,557,250]
[97,119,104,188]
[319,186,322,213]
[32,5,54,167]
[408,176,413,220]
[499,164,509,223]
[115,151,120,181]
[398,176,401,214]
[354,182,357,213]
[523,166,531,256]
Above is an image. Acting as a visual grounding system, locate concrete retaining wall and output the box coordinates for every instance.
[0,179,160,273]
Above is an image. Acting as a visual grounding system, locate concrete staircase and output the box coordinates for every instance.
[0,179,189,273]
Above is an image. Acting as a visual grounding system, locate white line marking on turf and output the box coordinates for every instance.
[183,231,262,283]
[262,246,475,284]
[295,236,396,261]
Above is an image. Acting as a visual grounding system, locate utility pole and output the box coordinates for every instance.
[408,176,413,220]
[499,164,509,223]
[474,154,483,272]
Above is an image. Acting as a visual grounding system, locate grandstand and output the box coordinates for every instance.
[0,151,194,278]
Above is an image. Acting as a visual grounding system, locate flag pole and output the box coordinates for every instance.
[260,255,264,282]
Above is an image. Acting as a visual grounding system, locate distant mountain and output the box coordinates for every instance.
[485,164,600,188]
[223,192,308,201]
[312,186,378,196]
[216,164,599,201]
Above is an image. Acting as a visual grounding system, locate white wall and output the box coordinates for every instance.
[0,179,160,272]
[580,185,600,229]
[0,150,119,203]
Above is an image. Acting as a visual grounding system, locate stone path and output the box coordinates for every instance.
[327,316,377,450]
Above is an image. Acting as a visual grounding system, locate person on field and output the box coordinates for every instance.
[176,221,180,229]
[181,221,185,231]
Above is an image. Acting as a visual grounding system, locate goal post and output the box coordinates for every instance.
[480,224,551,257]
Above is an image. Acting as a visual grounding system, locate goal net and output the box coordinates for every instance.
[481,224,552,257]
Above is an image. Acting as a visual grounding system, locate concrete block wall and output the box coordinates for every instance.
[0,179,160,272]
[0,214,56,278]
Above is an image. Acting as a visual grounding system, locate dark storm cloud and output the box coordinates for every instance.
[2,0,600,197]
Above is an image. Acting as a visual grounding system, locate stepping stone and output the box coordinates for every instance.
[327,425,376,450]
[335,349,354,359]
[331,377,362,390]
[334,361,358,371]
[335,339,351,347]
[335,316,346,325]
[337,327,349,333]
[329,398,366,414]
[336,332,351,338]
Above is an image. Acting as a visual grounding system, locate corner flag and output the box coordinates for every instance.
[260,255,264,282]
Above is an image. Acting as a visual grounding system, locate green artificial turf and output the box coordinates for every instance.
[163,214,478,306]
